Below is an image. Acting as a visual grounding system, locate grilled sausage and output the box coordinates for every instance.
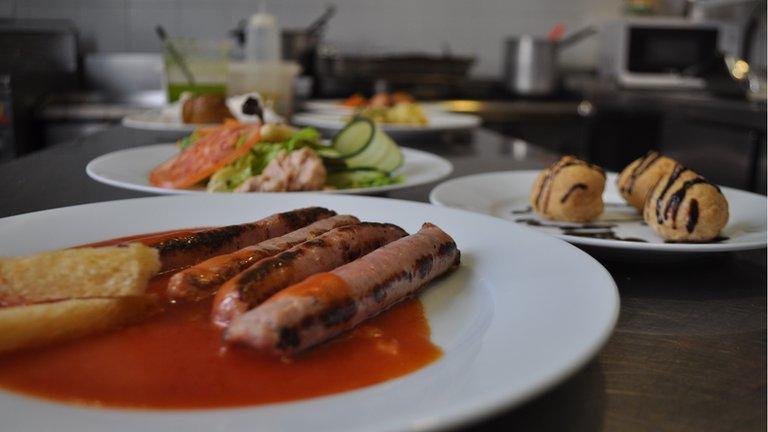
[136,207,336,273]
[211,222,408,328]
[224,223,460,355]
[166,215,360,301]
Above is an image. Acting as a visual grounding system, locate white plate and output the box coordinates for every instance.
[86,144,453,195]
[292,111,481,138]
[0,194,618,432]
[430,170,768,254]
[303,99,447,114]
[122,107,217,132]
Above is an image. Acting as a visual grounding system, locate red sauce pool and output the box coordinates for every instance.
[0,231,443,409]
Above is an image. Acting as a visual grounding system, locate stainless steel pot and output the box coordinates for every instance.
[503,35,558,96]
[503,27,596,96]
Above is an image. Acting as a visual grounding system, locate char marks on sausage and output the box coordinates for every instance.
[224,223,460,355]
[211,222,408,327]
[139,207,336,273]
[166,214,359,300]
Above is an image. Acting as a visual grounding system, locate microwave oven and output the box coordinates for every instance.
[598,18,738,89]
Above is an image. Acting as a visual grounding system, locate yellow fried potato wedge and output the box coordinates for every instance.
[0,243,160,305]
[0,296,156,354]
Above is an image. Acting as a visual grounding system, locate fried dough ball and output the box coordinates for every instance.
[530,156,606,222]
[617,150,678,210]
[643,165,729,242]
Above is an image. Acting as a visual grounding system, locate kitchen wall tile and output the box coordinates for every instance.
[11,0,625,75]
[15,0,77,20]
[177,0,234,39]
[0,0,15,17]
[77,0,129,52]
[127,0,179,52]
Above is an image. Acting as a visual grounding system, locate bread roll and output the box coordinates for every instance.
[617,151,677,210]
[181,94,234,124]
[530,156,606,222]
[643,165,729,242]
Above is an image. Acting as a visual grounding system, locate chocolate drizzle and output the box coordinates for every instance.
[621,150,662,194]
[514,218,647,242]
[664,178,709,229]
[514,218,616,230]
[560,183,588,203]
[687,199,699,233]
[652,164,723,232]
[564,231,648,242]
[534,157,605,213]
[511,206,533,215]
[654,164,690,225]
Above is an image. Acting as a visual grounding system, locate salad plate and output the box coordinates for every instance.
[292,111,481,137]
[0,193,618,432]
[86,144,453,195]
[430,170,768,256]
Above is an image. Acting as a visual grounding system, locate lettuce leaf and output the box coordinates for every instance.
[206,127,323,192]
[326,170,403,189]
[206,151,256,192]
[178,133,198,150]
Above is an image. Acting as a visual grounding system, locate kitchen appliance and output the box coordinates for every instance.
[503,36,558,96]
[0,19,80,157]
[316,53,475,98]
[503,27,596,96]
[598,18,738,89]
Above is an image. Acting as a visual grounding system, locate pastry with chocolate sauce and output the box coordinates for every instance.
[643,165,729,242]
[530,156,606,222]
[617,150,677,210]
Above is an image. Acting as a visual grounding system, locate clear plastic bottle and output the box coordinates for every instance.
[244,3,282,62]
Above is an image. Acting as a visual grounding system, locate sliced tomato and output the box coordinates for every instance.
[150,123,261,189]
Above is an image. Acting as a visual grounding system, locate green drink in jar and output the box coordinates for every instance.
[163,38,231,103]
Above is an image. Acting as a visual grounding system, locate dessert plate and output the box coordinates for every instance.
[0,194,618,432]
[86,144,453,196]
[430,170,767,255]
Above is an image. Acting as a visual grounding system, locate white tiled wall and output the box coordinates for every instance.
[2,0,625,77]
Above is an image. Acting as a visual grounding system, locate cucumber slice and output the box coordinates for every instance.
[331,118,375,158]
[326,168,395,189]
[344,130,402,172]
[331,118,404,172]
[314,146,343,159]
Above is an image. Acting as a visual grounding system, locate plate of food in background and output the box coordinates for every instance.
[88,117,453,195]
[122,92,282,132]
[303,92,447,114]
[0,193,618,432]
[430,152,768,258]
[294,92,481,138]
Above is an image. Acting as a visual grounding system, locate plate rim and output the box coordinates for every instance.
[429,169,768,253]
[85,144,454,196]
[0,194,619,432]
[302,99,448,113]
[122,109,217,132]
[291,111,482,132]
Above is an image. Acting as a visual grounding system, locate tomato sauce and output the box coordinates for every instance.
[0,231,443,409]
